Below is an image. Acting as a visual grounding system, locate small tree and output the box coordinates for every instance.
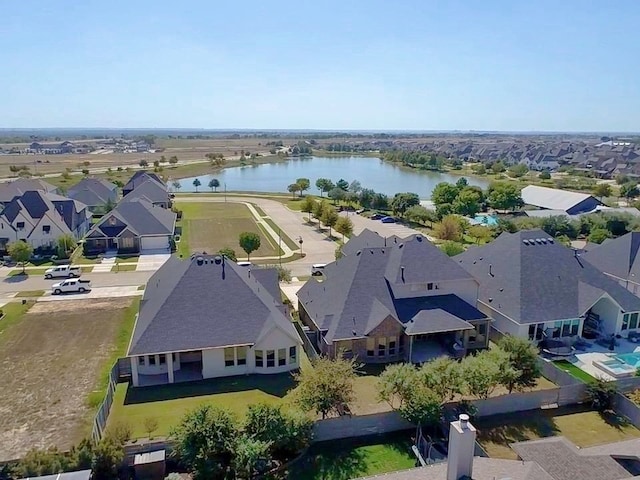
[539,170,551,180]
[313,201,327,230]
[208,178,220,192]
[421,357,466,402]
[391,192,420,217]
[143,417,159,440]
[57,234,76,259]
[168,155,179,165]
[91,436,124,480]
[300,196,317,223]
[588,227,612,244]
[334,216,354,241]
[287,183,299,198]
[587,378,618,411]
[620,182,639,201]
[468,225,492,244]
[239,232,261,261]
[462,349,516,399]
[399,384,443,428]
[593,183,612,200]
[293,356,359,419]
[296,178,310,196]
[192,178,201,192]
[232,435,271,479]
[440,241,465,256]
[378,363,420,409]
[405,205,437,226]
[497,336,541,393]
[320,207,339,238]
[328,187,345,204]
[8,241,33,274]
[139,159,148,168]
[153,160,160,168]
[172,180,182,192]
[434,215,463,241]
[218,247,237,261]
[335,245,344,260]
[243,403,312,455]
[315,178,334,197]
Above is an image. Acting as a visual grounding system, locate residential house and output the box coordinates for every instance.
[0,191,90,251]
[297,233,490,364]
[66,177,118,212]
[122,171,164,196]
[83,198,176,254]
[521,185,603,216]
[583,232,640,296]
[341,228,403,256]
[127,254,302,386]
[455,229,640,342]
[121,178,170,208]
[0,178,58,206]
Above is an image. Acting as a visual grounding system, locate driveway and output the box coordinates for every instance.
[136,252,172,271]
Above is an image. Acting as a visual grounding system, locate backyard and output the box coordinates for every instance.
[0,298,138,460]
[176,202,281,259]
[475,405,640,460]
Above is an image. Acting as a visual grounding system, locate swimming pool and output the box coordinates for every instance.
[473,214,498,226]
[617,352,640,369]
[593,358,637,378]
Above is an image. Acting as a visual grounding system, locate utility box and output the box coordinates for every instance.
[133,450,166,480]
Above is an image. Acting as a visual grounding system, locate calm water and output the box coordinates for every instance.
[177,156,489,199]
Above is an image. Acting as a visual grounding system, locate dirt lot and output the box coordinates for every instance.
[0,298,134,460]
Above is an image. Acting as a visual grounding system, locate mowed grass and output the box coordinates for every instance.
[475,405,640,460]
[176,202,281,259]
[288,432,416,480]
[554,360,598,383]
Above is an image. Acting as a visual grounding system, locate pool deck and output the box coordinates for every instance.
[567,339,640,381]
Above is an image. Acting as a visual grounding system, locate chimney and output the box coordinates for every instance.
[447,414,476,480]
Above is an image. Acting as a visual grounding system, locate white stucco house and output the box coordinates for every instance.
[127,254,302,387]
[456,229,640,344]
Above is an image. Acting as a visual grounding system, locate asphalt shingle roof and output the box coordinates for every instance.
[583,232,640,283]
[123,171,164,193]
[0,178,57,204]
[67,177,117,207]
[17,470,92,480]
[341,228,403,256]
[89,198,175,237]
[455,229,640,324]
[121,178,168,205]
[128,255,298,355]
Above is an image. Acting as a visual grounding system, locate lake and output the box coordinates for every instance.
[176,156,489,199]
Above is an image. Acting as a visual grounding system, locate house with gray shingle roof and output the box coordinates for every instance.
[456,229,640,342]
[128,254,301,386]
[0,178,58,206]
[67,177,118,212]
[122,171,170,208]
[297,232,490,364]
[83,198,176,254]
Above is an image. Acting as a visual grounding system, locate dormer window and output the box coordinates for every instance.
[43,225,50,234]
[16,222,24,229]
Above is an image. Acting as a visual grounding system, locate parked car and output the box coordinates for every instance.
[355,208,366,214]
[381,216,396,223]
[51,278,92,295]
[44,265,81,279]
[370,213,385,220]
[311,264,327,276]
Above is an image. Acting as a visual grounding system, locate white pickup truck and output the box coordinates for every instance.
[44,265,82,279]
[52,278,92,295]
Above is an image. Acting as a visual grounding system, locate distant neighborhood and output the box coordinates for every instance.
[0,137,159,155]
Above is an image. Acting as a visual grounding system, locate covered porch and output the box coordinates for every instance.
[131,350,203,387]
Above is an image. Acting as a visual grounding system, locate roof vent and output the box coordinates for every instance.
[370,250,374,254]
[214,255,222,265]
[535,238,542,244]
[488,297,493,302]
[523,240,529,245]
[547,237,554,243]
[356,250,362,256]
[196,256,204,266]
[416,235,423,242]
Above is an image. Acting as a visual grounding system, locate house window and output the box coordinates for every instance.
[366,338,375,357]
[631,313,639,330]
[237,346,247,366]
[378,337,387,356]
[389,336,397,355]
[289,346,297,364]
[16,222,24,229]
[43,225,51,234]
[561,321,572,337]
[478,323,487,336]
[224,347,235,367]
[571,319,580,336]
[427,283,433,291]
[159,354,166,365]
[278,348,286,366]
[622,314,629,330]
[138,356,145,366]
[266,350,275,367]
[255,350,264,367]
[149,355,156,365]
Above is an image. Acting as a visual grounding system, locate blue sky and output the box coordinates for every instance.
[1,1,638,132]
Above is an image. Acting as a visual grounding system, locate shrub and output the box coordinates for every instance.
[587,378,618,411]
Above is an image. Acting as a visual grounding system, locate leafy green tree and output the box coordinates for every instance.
[171,405,239,479]
[57,234,76,259]
[313,201,327,230]
[467,225,492,244]
[8,241,33,274]
[421,357,465,402]
[358,188,375,209]
[192,178,201,192]
[587,378,618,411]
[244,403,313,455]
[335,216,354,241]
[287,183,299,198]
[593,183,612,200]
[217,247,237,261]
[335,245,344,260]
[378,363,420,409]
[293,356,359,419]
[440,241,465,256]
[328,187,345,204]
[315,178,334,197]
[541,215,578,238]
[455,177,469,189]
[169,155,179,165]
[16,447,71,477]
[320,207,339,237]
[452,188,482,216]
[139,159,148,168]
[487,182,523,211]
[143,417,159,440]
[238,232,261,260]
[398,384,443,428]
[336,178,349,191]
[539,170,551,180]
[372,193,389,210]
[391,192,420,217]
[462,349,516,399]
[91,437,125,480]
[208,178,220,192]
[588,227,612,244]
[300,195,317,222]
[232,435,271,479]
[620,182,640,200]
[431,182,459,207]
[434,215,463,241]
[159,155,166,163]
[349,180,362,193]
[405,205,437,226]
[507,163,529,178]
[296,178,310,196]
[471,163,487,175]
[153,160,160,168]
[491,161,506,173]
[497,336,541,393]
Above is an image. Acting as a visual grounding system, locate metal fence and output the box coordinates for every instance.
[91,358,129,443]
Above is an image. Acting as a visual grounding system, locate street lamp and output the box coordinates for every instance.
[298,236,304,256]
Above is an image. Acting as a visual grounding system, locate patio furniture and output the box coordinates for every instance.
[628,331,640,343]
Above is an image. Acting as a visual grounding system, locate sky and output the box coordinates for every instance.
[0,1,638,132]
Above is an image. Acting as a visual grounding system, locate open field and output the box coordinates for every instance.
[475,406,640,460]
[0,298,137,460]
[176,202,281,259]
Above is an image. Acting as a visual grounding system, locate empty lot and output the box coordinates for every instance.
[0,298,136,460]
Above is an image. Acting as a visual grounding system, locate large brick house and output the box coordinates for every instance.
[297,232,490,364]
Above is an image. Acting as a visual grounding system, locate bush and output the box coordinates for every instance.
[244,403,313,456]
[539,171,551,180]
[587,378,618,411]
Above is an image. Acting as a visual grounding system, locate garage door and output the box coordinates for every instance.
[141,236,169,251]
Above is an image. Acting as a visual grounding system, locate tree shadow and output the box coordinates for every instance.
[3,273,30,284]
[599,410,632,431]
[474,409,562,449]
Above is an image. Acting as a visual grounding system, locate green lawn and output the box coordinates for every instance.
[263,217,299,251]
[0,301,33,339]
[287,432,416,480]
[15,290,45,298]
[475,406,640,460]
[109,372,297,438]
[176,202,282,259]
[111,263,137,272]
[554,360,598,383]
[8,267,48,276]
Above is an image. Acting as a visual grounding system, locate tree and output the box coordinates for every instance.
[192,178,201,192]
[455,177,469,189]
[358,188,375,209]
[328,187,345,204]
[391,192,420,217]
[349,180,362,193]
[487,182,523,211]
[313,201,327,230]
[91,437,124,480]
[440,241,465,256]
[491,161,506,174]
[239,232,261,260]
[398,384,442,428]
[315,178,334,197]
[431,182,459,207]
[593,183,612,200]
[434,215,463,241]
[8,241,33,274]
[296,178,310,196]
[171,405,238,480]
[217,247,237,261]
[541,215,578,238]
[497,336,541,393]
[620,182,640,200]
[139,159,148,168]
[507,163,529,178]
[452,188,481,217]
[336,178,349,191]
[334,216,353,241]
[172,180,182,192]
[232,435,271,479]
[293,356,359,419]
[335,245,344,260]
[539,170,551,180]
[153,160,160,168]
[587,378,618,411]
[208,178,220,192]
[243,403,313,455]
[462,349,515,399]
[405,205,436,226]
[159,155,166,163]
[377,363,420,409]
[372,193,389,210]
[169,155,179,165]
[421,357,465,402]
[320,207,339,237]
[57,234,76,259]
[588,227,612,244]
[143,417,159,440]
[300,195,317,222]
[287,183,299,198]
[468,225,492,244]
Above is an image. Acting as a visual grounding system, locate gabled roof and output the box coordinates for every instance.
[89,198,175,237]
[120,178,168,205]
[297,233,484,342]
[583,232,640,283]
[455,229,640,324]
[0,178,57,204]
[341,228,403,256]
[1,190,85,234]
[123,171,164,192]
[521,185,601,212]
[67,177,117,207]
[128,255,299,356]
